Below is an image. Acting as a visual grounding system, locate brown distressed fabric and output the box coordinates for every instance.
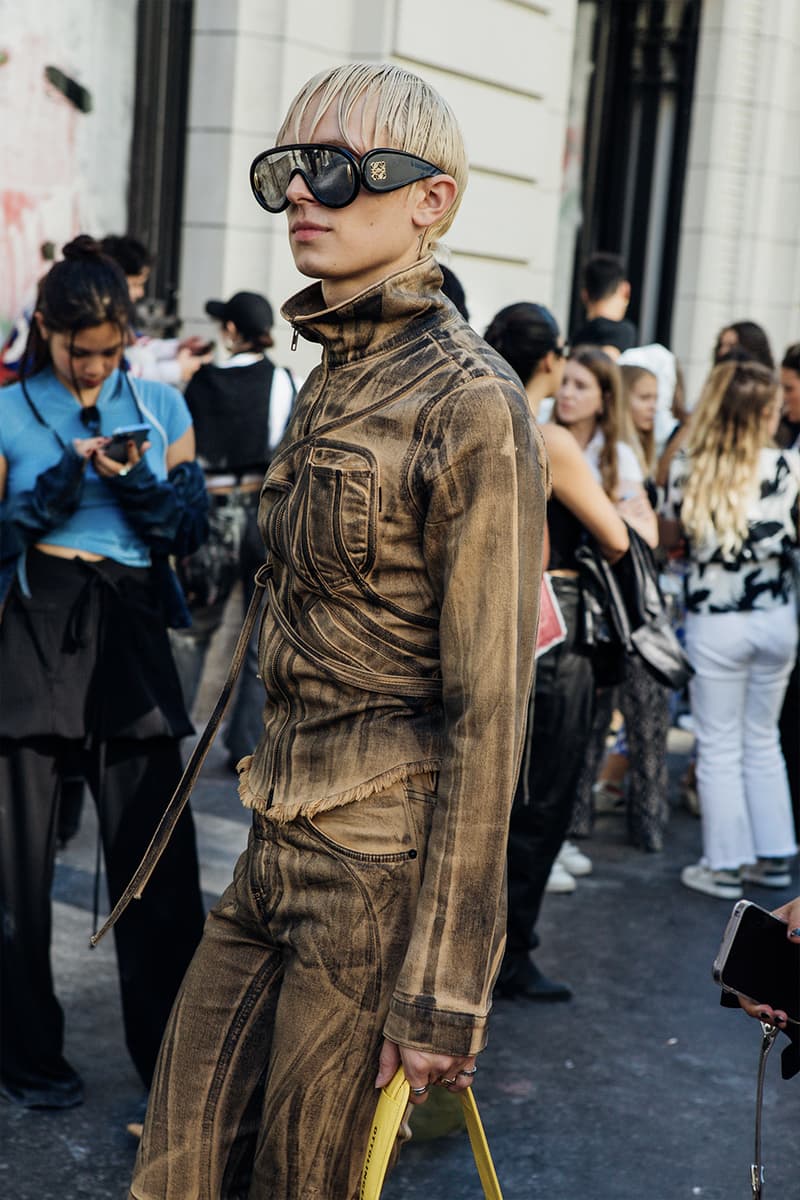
[132,257,546,1197]
[242,256,546,1054]
[131,776,438,1200]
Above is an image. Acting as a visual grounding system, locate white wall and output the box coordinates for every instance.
[179,0,578,373]
[673,0,800,402]
[0,0,137,333]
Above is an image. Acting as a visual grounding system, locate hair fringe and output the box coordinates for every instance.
[277,62,468,250]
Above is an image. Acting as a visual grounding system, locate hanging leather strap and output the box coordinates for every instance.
[750,1021,779,1198]
[90,562,272,948]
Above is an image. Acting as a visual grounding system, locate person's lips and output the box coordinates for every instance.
[290,220,329,242]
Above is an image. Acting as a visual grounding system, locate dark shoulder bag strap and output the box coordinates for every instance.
[90,562,272,948]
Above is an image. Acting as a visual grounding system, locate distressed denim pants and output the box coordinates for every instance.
[130,773,436,1200]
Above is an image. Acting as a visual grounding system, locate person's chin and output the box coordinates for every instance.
[289,244,331,280]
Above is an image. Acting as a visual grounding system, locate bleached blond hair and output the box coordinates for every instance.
[681,360,778,556]
[277,62,467,248]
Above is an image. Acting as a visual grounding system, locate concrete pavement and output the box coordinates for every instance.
[1,725,797,1199]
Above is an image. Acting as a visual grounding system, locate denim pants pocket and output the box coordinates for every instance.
[303,771,437,865]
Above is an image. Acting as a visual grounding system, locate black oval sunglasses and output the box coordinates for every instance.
[249,143,443,213]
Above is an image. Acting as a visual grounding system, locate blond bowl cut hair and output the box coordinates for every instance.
[277,62,468,249]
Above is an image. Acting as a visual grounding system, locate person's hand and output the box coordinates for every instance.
[179,334,210,354]
[374,1037,477,1106]
[73,436,109,460]
[616,493,651,526]
[737,896,800,1027]
[93,439,151,478]
[177,346,213,381]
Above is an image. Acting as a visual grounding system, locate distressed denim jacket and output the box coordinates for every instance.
[238,256,547,1054]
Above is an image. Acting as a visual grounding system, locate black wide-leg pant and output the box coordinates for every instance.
[0,735,205,1093]
[504,577,595,961]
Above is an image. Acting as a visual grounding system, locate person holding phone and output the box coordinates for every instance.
[721,898,800,1081]
[0,236,207,1109]
[126,62,545,1198]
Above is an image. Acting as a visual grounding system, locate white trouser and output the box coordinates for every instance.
[686,602,798,870]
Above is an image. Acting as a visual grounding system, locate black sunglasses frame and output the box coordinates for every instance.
[249,143,443,213]
[79,404,101,433]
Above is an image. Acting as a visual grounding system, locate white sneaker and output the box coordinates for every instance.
[557,840,592,877]
[680,862,742,899]
[545,860,577,893]
[741,858,792,888]
[592,780,626,814]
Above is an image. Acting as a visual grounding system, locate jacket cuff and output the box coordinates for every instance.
[108,458,152,489]
[384,994,488,1057]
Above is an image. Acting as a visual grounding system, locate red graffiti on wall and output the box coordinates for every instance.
[0,37,91,334]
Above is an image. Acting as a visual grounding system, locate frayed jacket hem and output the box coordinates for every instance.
[235,756,441,822]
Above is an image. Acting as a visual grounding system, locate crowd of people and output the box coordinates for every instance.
[1,57,798,1197]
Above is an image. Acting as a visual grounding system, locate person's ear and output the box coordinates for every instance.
[620,280,631,303]
[34,311,50,340]
[539,349,557,375]
[410,175,458,234]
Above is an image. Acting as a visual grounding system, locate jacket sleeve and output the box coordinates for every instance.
[382,379,547,1057]
[0,446,86,561]
[105,458,209,557]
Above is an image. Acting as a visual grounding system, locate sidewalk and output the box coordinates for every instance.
[2,718,797,1199]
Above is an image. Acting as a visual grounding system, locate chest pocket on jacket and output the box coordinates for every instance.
[289,442,378,591]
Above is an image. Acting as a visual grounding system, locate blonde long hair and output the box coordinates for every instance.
[681,361,778,556]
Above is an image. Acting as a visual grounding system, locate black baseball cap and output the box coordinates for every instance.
[204,291,273,338]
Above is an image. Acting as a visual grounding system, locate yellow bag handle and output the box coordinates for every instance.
[359,1067,503,1200]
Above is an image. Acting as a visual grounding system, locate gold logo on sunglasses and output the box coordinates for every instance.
[370,160,387,182]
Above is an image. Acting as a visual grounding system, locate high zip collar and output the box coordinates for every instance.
[280,255,451,366]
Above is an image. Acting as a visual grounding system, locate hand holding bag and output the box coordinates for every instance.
[359,1067,503,1199]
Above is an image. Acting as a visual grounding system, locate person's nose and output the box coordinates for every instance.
[285,169,315,206]
[88,354,114,376]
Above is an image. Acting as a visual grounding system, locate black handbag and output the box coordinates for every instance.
[576,527,693,690]
[575,543,629,687]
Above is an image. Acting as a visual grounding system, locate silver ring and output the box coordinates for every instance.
[458,1067,478,1077]
[440,1076,458,1086]
[410,1085,429,1096]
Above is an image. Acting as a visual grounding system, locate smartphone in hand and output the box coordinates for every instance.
[713,899,800,1022]
[104,423,150,464]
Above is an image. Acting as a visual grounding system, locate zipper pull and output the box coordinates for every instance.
[291,327,299,352]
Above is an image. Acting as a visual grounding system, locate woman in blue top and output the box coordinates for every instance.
[0,236,207,1109]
